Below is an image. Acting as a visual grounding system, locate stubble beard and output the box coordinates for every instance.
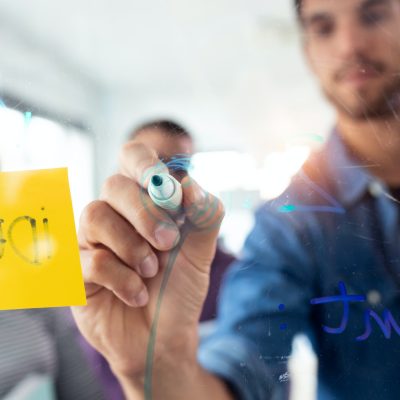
[324,74,400,121]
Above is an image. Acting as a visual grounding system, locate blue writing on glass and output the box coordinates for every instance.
[278,304,287,331]
[279,205,345,214]
[162,154,192,173]
[356,309,400,341]
[310,281,366,334]
[24,111,32,128]
[278,171,346,215]
[310,282,400,341]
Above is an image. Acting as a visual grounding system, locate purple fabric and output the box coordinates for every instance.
[76,245,235,400]
[75,326,125,400]
[200,245,236,321]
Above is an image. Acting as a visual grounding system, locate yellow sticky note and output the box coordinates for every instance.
[0,168,86,310]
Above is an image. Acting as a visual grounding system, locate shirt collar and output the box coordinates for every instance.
[322,128,379,207]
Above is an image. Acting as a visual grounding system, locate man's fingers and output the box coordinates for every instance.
[79,200,159,278]
[119,141,168,188]
[100,174,180,251]
[182,176,225,232]
[179,177,225,269]
[81,248,149,307]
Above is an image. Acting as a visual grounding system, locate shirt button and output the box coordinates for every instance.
[368,181,383,197]
[367,290,381,305]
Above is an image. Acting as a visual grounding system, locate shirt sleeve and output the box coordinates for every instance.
[198,204,318,400]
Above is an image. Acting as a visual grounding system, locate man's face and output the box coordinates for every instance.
[133,129,194,180]
[302,0,400,120]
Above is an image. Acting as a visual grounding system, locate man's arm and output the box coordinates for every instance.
[115,360,233,400]
[71,142,230,399]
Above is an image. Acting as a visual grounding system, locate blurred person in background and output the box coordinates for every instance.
[72,0,400,399]
[128,119,235,323]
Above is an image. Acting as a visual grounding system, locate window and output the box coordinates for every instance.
[0,105,94,224]
[191,146,310,254]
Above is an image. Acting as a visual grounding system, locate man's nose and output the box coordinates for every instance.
[334,21,369,59]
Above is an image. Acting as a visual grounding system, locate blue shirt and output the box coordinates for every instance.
[199,131,400,400]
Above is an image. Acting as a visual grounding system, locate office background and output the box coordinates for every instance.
[0,0,334,254]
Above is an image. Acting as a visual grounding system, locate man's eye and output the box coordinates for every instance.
[313,24,333,38]
[362,10,387,26]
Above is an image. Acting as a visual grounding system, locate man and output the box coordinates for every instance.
[72,0,400,399]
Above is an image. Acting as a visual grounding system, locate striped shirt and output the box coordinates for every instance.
[0,308,105,399]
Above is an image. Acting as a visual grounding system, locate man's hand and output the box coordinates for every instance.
[71,141,225,392]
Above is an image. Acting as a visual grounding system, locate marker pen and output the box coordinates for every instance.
[148,173,182,212]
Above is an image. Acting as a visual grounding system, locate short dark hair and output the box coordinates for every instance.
[129,119,192,141]
[129,119,193,175]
